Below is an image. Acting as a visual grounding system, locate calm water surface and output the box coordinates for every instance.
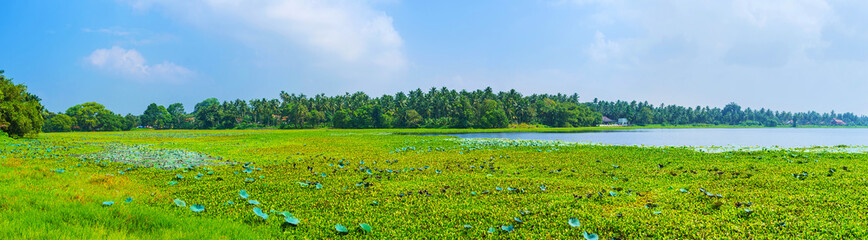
[444,128,868,147]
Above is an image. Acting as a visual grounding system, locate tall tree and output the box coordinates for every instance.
[0,70,44,137]
[167,103,185,128]
[141,103,171,128]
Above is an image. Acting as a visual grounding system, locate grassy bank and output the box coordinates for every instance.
[0,129,866,238]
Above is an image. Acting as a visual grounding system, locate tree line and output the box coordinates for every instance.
[51,87,602,131]
[35,88,868,134]
[587,99,868,127]
[3,69,867,138]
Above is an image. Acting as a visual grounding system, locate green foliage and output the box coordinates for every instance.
[476,99,508,128]
[44,114,74,132]
[65,102,131,131]
[537,98,601,127]
[141,103,171,129]
[167,103,185,128]
[588,100,868,126]
[135,88,609,130]
[0,70,44,137]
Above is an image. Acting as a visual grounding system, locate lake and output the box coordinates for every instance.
[441,128,868,148]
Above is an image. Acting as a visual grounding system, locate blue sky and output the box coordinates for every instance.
[1,0,867,115]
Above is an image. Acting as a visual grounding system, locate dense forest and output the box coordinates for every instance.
[587,99,868,127]
[2,70,867,137]
[42,87,603,131]
[1,70,45,137]
[41,86,868,133]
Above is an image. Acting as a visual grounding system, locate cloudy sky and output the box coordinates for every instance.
[1,0,866,115]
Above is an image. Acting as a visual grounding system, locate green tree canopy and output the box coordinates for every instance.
[44,114,74,132]
[0,70,44,137]
[141,103,171,128]
[65,102,129,131]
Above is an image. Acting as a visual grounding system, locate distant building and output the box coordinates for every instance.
[617,118,629,125]
[602,116,615,124]
[831,118,846,125]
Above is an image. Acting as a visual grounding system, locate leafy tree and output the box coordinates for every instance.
[194,98,220,114]
[64,102,128,131]
[0,70,44,137]
[476,100,507,128]
[402,110,423,128]
[45,114,74,132]
[195,102,221,129]
[141,103,171,128]
[332,109,352,128]
[124,114,138,130]
[167,103,185,128]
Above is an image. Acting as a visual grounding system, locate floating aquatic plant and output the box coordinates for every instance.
[568,218,581,227]
[253,207,268,220]
[335,224,348,234]
[359,223,372,232]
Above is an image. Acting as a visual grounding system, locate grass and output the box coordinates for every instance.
[1,129,866,239]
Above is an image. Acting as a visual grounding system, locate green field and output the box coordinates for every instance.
[1,129,866,239]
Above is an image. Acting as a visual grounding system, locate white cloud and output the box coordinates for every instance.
[83,27,133,36]
[562,0,868,114]
[588,31,621,63]
[86,46,193,83]
[578,0,838,67]
[129,0,406,71]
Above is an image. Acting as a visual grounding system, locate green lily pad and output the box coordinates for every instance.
[285,216,300,226]
[173,199,186,207]
[253,207,268,220]
[190,204,204,212]
[359,223,372,232]
[583,231,599,240]
[569,218,581,227]
[335,224,348,233]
